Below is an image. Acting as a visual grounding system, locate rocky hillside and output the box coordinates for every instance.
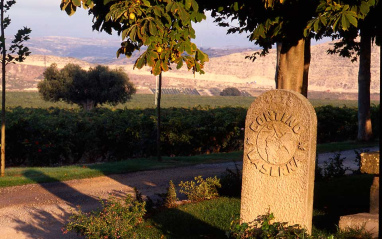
[2,36,380,100]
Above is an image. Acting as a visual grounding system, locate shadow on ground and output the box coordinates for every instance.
[11,169,103,238]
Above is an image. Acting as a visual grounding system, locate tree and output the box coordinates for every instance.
[1,0,31,176]
[307,0,380,141]
[220,87,241,96]
[60,0,209,161]
[38,64,136,111]
[200,0,318,97]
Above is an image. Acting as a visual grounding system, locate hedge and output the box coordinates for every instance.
[3,105,379,166]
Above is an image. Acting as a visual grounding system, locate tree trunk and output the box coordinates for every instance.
[357,29,373,141]
[81,100,95,111]
[156,73,162,162]
[1,0,6,177]
[275,38,308,97]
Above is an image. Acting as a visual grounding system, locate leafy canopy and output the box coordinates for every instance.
[60,0,209,75]
[38,63,136,109]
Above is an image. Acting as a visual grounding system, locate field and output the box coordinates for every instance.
[1,92,380,109]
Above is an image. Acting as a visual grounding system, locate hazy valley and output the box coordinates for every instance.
[3,36,380,100]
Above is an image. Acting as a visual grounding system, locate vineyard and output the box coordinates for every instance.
[1,92,380,109]
[2,97,380,167]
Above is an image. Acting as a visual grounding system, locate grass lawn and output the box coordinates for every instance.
[111,174,374,238]
[0,141,378,188]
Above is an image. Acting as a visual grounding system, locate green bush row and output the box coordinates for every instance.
[3,105,379,166]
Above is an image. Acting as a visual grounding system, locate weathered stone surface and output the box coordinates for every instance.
[360,152,380,175]
[339,213,379,238]
[240,90,317,233]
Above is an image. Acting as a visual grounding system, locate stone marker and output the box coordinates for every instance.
[241,89,317,233]
[339,151,379,238]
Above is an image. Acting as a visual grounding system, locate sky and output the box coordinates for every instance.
[7,0,329,48]
[7,0,257,48]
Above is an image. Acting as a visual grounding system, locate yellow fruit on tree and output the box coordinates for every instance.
[157,46,163,53]
[129,13,136,20]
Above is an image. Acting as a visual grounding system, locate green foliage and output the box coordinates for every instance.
[164,180,178,208]
[2,104,380,166]
[179,175,221,202]
[60,0,208,75]
[219,163,242,197]
[38,64,136,110]
[228,211,310,239]
[64,195,146,238]
[220,87,242,96]
[323,153,350,178]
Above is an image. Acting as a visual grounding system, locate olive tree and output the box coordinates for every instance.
[38,64,136,111]
[60,0,209,161]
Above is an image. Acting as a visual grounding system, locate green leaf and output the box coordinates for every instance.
[341,14,350,30]
[184,42,192,54]
[149,21,158,36]
[65,4,77,16]
[142,0,151,7]
[135,54,146,69]
[176,59,184,69]
[185,0,191,10]
[191,0,198,12]
[345,12,357,28]
[233,2,239,11]
[72,0,81,7]
[153,60,161,75]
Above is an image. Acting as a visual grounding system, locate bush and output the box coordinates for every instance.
[219,163,242,197]
[323,153,350,178]
[164,180,178,208]
[64,195,146,238]
[228,211,310,239]
[179,176,221,202]
[220,87,242,96]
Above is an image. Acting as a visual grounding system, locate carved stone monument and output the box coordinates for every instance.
[241,89,317,233]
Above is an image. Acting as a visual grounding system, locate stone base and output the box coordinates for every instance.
[339,213,379,238]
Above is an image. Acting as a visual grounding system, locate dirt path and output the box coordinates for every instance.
[0,147,378,239]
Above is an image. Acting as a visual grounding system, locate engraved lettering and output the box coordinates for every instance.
[280,113,290,123]
[280,165,289,176]
[270,166,280,177]
[250,122,260,132]
[293,125,301,134]
[259,163,269,174]
[285,116,298,128]
[263,111,276,122]
[275,112,284,121]
[256,116,265,125]
[286,157,298,172]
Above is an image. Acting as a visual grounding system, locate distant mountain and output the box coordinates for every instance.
[3,36,380,101]
[25,36,258,64]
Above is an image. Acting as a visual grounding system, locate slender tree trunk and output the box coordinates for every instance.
[275,38,308,97]
[357,29,372,141]
[156,73,162,162]
[1,0,6,177]
[303,39,311,98]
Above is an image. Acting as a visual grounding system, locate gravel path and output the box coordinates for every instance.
[0,147,378,239]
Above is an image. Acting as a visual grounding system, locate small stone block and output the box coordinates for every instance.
[339,213,379,238]
[360,152,380,175]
